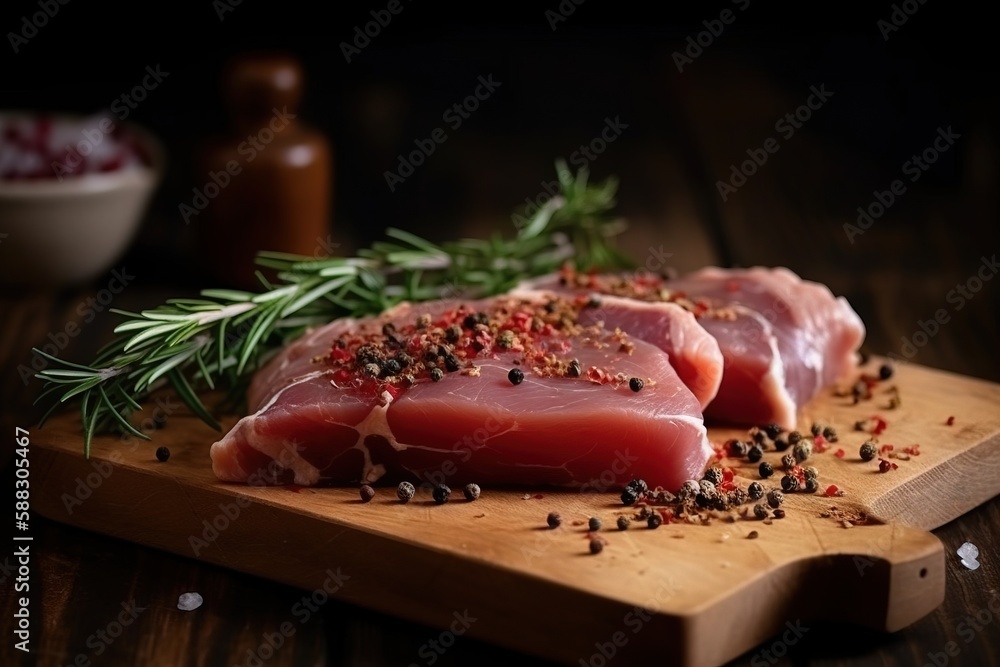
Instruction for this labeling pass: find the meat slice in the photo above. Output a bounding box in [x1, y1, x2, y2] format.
[511, 279, 724, 408]
[211, 296, 713, 490]
[522, 267, 864, 429]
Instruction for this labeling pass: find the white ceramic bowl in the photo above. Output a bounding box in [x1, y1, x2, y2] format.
[0, 115, 163, 287]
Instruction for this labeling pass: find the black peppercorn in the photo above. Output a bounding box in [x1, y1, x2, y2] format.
[804, 466, 819, 480]
[155, 446, 170, 462]
[781, 453, 796, 470]
[568, 360, 582, 377]
[617, 516, 630, 531]
[430, 368, 444, 382]
[445, 325, 462, 343]
[860, 441, 877, 462]
[773, 437, 790, 452]
[766, 489, 784, 508]
[773, 509, 786, 519]
[396, 481, 415, 503]
[788, 431, 803, 445]
[729, 439, 748, 458]
[753, 504, 769, 520]
[810, 423, 822, 437]
[703, 467, 723, 485]
[547, 512, 562, 528]
[360, 485, 375, 503]
[508, 368, 524, 385]
[620, 487, 639, 506]
[804, 478, 820, 493]
[728, 488, 748, 506]
[627, 478, 648, 494]
[629, 377, 644, 392]
[647, 513, 662, 529]
[588, 517, 602, 532]
[750, 428, 766, 444]
[822, 426, 838, 442]
[780, 475, 798, 493]
[759, 462, 774, 479]
[764, 423, 782, 440]
[747, 445, 764, 463]
[432, 484, 451, 504]
[879, 363, 894, 380]
[589, 539, 604, 555]
[463, 483, 481, 501]
[748, 482, 764, 500]
[793, 441, 812, 463]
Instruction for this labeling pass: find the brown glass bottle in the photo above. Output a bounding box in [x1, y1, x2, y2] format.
[197, 54, 332, 288]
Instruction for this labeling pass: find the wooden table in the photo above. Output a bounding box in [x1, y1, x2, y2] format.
[2, 57, 998, 666]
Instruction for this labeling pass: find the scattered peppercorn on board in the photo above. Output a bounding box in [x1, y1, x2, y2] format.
[32, 359, 1000, 666]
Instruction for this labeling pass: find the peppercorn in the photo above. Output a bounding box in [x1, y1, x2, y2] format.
[629, 377, 644, 392]
[729, 439, 749, 458]
[753, 462, 770, 480]
[432, 484, 451, 504]
[727, 488, 747, 506]
[589, 539, 604, 555]
[748, 530, 760, 539]
[396, 481, 415, 503]
[860, 441, 877, 462]
[764, 423, 782, 440]
[155, 446, 170, 462]
[568, 360, 582, 377]
[750, 427, 766, 444]
[647, 513, 662, 529]
[616, 516, 630, 531]
[627, 478, 648, 495]
[695, 493, 712, 508]
[766, 489, 784, 508]
[402, 374, 415, 386]
[773, 437, 790, 452]
[587, 296, 602, 309]
[363, 363, 381, 378]
[359, 485, 375, 503]
[773, 509, 786, 519]
[748, 482, 764, 500]
[804, 478, 820, 493]
[822, 426, 838, 442]
[711, 496, 729, 511]
[747, 445, 764, 463]
[780, 475, 798, 493]
[703, 467, 724, 485]
[428, 368, 444, 382]
[445, 325, 462, 343]
[439, 355, 458, 373]
[508, 368, 524, 385]
[788, 431, 803, 445]
[753, 504, 769, 520]
[585, 516, 601, 532]
[497, 330, 515, 348]
[879, 363, 894, 380]
[793, 441, 812, 463]
[804, 466, 819, 480]
[380, 359, 402, 378]
[677, 480, 701, 503]
[547, 512, 562, 529]
[810, 423, 822, 437]
[699, 480, 717, 497]
[620, 487, 639, 506]
[463, 483, 481, 501]
[781, 453, 796, 470]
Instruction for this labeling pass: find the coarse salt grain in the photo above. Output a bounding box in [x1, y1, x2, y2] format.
[177, 592, 203, 611]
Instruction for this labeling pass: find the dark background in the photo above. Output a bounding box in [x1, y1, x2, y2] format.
[2, 3, 999, 666]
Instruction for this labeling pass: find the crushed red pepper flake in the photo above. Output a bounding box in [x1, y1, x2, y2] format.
[834, 448, 846, 459]
[823, 484, 844, 497]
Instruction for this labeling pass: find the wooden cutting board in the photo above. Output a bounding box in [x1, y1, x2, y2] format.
[31, 359, 1000, 667]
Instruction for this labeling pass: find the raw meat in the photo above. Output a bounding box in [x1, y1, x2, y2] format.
[520, 267, 864, 429]
[211, 296, 713, 490]
[511, 280, 724, 408]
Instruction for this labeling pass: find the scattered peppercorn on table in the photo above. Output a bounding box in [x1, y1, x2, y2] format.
[28, 357, 1000, 666]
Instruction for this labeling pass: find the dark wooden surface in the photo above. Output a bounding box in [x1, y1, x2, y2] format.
[2, 36, 999, 667]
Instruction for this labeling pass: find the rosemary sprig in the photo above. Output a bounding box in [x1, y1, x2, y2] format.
[35, 161, 632, 454]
